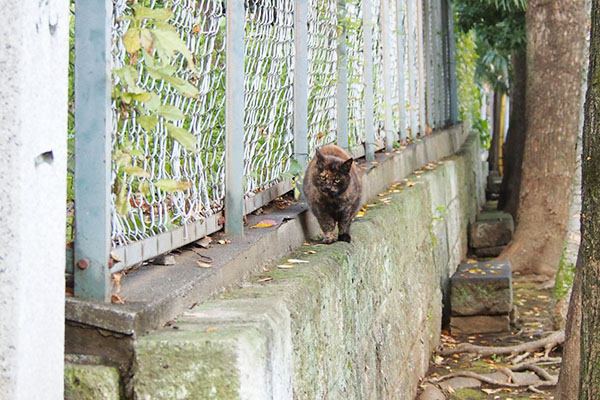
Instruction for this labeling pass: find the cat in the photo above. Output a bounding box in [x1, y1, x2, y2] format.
[303, 144, 362, 244]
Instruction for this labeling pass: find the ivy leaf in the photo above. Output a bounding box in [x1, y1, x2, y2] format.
[166, 123, 197, 152]
[138, 115, 159, 132]
[139, 28, 154, 52]
[154, 179, 192, 192]
[158, 104, 184, 121]
[123, 27, 141, 54]
[122, 165, 151, 178]
[133, 4, 173, 22]
[151, 27, 195, 68]
[115, 178, 130, 216]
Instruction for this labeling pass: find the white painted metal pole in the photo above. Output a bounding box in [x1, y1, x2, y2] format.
[380, 0, 395, 151]
[294, 0, 309, 166]
[225, 0, 245, 235]
[336, 0, 349, 150]
[395, 0, 407, 142]
[363, 0, 376, 161]
[416, 0, 427, 136]
[405, 0, 419, 138]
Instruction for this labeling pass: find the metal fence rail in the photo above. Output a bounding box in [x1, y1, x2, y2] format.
[71, 0, 458, 301]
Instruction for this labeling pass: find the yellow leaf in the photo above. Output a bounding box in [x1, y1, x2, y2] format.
[197, 261, 212, 268]
[250, 219, 278, 229]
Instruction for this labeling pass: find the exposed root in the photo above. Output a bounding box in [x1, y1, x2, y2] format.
[439, 330, 564, 357]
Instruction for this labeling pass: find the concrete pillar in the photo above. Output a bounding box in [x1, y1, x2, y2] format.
[0, 1, 69, 399]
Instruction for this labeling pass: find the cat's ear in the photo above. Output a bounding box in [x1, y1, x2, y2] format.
[315, 149, 326, 167]
[339, 157, 354, 174]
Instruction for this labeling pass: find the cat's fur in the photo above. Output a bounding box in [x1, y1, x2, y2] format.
[303, 144, 362, 243]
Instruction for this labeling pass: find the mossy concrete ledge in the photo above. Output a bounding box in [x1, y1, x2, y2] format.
[132, 133, 484, 400]
[64, 363, 121, 400]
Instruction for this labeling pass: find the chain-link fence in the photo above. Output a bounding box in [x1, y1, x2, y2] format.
[70, 0, 457, 300]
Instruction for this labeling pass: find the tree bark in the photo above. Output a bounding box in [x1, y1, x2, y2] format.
[557, 259, 582, 399]
[578, 1, 600, 395]
[499, 50, 526, 221]
[498, 0, 587, 277]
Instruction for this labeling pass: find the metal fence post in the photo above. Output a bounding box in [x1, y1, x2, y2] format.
[395, 0, 407, 142]
[294, 0, 309, 166]
[416, 0, 427, 135]
[380, 0, 395, 151]
[363, 0, 376, 161]
[73, 0, 112, 301]
[336, 0, 349, 151]
[445, 0, 459, 124]
[225, 0, 245, 235]
[405, 0, 419, 138]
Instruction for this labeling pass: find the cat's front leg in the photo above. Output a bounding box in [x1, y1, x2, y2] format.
[337, 216, 353, 243]
[317, 215, 337, 244]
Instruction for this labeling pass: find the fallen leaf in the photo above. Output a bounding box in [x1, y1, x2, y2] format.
[287, 259, 309, 264]
[111, 294, 125, 304]
[196, 236, 212, 248]
[204, 327, 217, 333]
[356, 210, 366, 218]
[197, 261, 213, 268]
[257, 277, 273, 283]
[217, 239, 231, 245]
[277, 264, 294, 269]
[250, 219, 278, 229]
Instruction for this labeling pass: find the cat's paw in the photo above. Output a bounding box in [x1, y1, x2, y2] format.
[323, 232, 336, 244]
[338, 233, 351, 243]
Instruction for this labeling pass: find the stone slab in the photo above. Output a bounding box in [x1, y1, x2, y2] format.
[450, 314, 511, 334]
[470, 219, 514, 248]
[64, 364, 121, 400]
[438, 376, 481, 391]
[451, 261, 513, 316]
[476, 210, 513, 222]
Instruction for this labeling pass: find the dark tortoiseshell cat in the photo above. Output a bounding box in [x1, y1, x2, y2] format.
[303, 144, 362, 244]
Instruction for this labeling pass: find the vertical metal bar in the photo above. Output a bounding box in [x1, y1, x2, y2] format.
[434, 0, 443, 127]
[73, 0, 112, 301]
[380, 0, 395, 152]
[336, 0, 349, 150]
[416, 0, 427, 135]
[405, 0, 419, 138]
[294, 0, 309, 165]
[396, 0, 407, 142]
[363, 0, 375, 161]
[423, 0, 434, 130]
[446, 0, 459, 124]
[225, 0, 245, 235]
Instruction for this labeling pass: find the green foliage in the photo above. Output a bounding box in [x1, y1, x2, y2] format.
[455, 29, 491, 150]
[112, 3, 200, 215]
[453, 0, 526, 92]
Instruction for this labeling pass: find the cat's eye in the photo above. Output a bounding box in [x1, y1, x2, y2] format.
[319, 176, 326, 181]
[334, 179, 340, 184]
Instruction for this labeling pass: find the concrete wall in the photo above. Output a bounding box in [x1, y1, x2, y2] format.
[0, 1, 69, 399]
[128, 133, 484, 400]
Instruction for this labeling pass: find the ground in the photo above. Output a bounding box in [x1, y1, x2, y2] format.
[419, 271, 560, 399]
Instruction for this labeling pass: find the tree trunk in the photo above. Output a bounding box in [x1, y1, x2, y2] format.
[578, 1, 600, 395]
[498, 50, 526, 221]
[488, 90, 502, 175]
[498, 0, 587, 277]
[557, 259, 582, 399]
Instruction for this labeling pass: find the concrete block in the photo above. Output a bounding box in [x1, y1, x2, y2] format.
[470, 218, 514, 248]
[451, 261, 513, 316]
[450, 315, 511, 334]
[64, 364, 120, 400]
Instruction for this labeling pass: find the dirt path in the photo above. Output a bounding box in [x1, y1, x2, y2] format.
[418, 272, 560, 400]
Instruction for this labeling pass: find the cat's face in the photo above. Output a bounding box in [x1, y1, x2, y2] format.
[315, 152, 354, 197]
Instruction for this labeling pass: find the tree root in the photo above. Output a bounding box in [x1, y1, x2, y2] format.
[439, 330, 564, 357]
[428, 362, 558, 390]
[430, 331, 564, 394]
